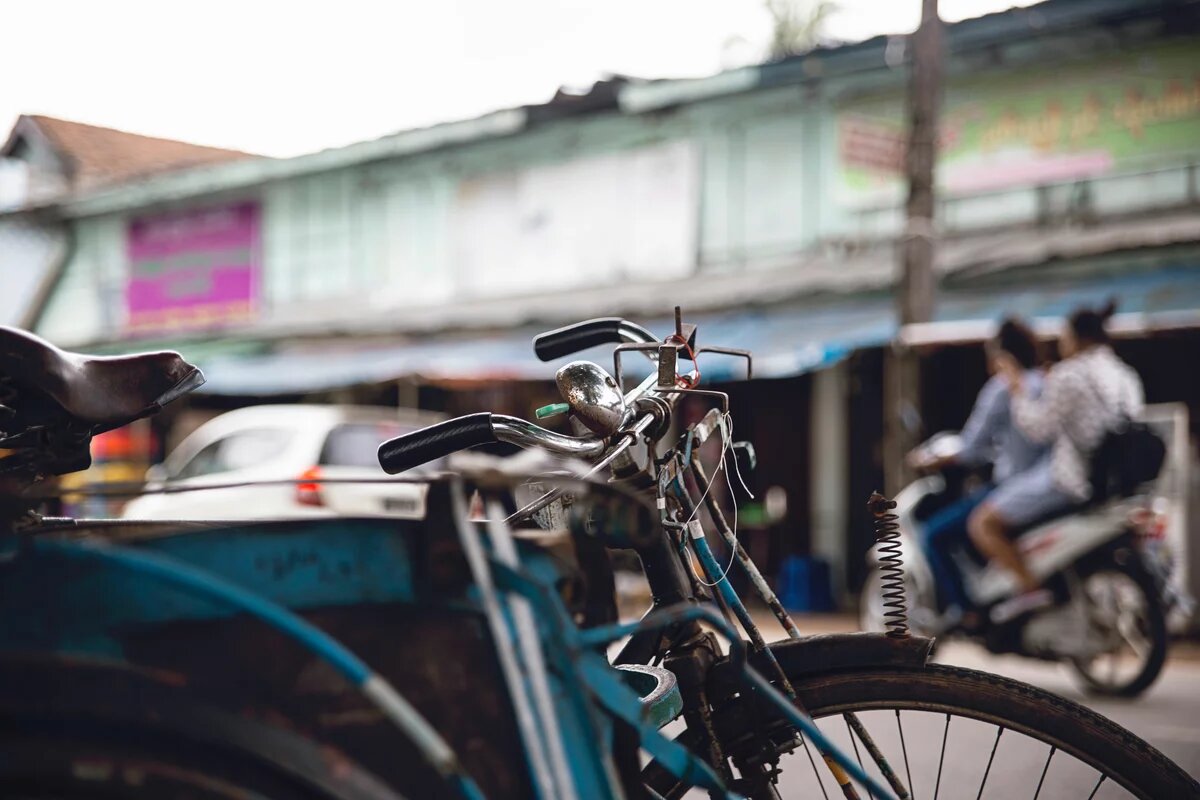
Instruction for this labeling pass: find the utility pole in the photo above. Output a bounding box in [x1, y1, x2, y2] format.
[884, 0, 942, 493]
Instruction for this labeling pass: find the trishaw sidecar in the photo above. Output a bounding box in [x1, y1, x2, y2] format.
[0, 481, 651, 800]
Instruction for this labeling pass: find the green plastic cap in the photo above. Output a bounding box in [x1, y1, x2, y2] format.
[535, 403, 571, 419]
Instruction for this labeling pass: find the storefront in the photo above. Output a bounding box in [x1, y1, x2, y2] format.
[4, 0, 1199, 609]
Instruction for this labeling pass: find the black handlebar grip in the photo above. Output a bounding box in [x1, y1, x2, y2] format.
[533, 318, 626, 362]
[377, 412, 497, 474]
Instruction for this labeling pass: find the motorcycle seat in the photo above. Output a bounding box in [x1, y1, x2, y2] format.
[1007, 502, 1091, 541]
[0, 326, 205, 431]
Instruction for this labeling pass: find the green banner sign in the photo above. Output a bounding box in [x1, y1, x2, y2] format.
[836, 41, 1200, 208]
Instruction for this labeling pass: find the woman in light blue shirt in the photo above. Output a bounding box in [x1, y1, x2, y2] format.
[915, 317, 1046, 629]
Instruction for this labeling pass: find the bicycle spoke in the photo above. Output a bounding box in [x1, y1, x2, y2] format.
[934, 714, 950, 800]
[844, 715, 875, 800]
[1032, 746, 1055, 799]
[976, 726, 1004, 800]
[895, 710, 915, 800]
[1086, 774, 1106, 800]
[801, 732, 831, 800]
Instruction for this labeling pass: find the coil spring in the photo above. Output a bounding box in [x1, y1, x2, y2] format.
[868, 491, 908, 639]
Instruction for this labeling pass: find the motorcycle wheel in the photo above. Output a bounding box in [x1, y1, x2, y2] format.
[1067, 555, 1168, 698]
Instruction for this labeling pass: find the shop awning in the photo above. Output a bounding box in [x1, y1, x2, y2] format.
[194, 333, 547, 395]
[907, 263, 1200, 345]
[191, 261, 1200, 395]
[193, 297, 896, 396]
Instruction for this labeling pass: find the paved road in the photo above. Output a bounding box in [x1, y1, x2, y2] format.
[933, 640, 1200, 780]
[764, 638, 1200, 799]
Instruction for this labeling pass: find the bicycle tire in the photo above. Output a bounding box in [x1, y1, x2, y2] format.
[0, 659, 406, 800]
[0, 725, 402, 800]
[644, 663, 1198, 799]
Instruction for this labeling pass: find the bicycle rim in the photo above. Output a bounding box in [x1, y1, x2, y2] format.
[644, 664, 1197, 799]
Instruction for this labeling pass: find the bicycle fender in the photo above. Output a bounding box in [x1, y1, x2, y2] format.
[708, 632, 935, 698]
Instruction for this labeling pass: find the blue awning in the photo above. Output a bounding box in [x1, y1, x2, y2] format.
[909, 262, 1200, 344]
[193, 262, 1200, 395]
[196, 333, 549, 395]
[194, 297, 895, 395]
[637, 301, 894, 381]
[939, 263, 1200, 322]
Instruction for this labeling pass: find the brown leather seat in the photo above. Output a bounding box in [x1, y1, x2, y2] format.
[0, 326, 205, 428]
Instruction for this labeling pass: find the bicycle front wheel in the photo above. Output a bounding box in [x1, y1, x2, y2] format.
[645, 663, 1198, 799]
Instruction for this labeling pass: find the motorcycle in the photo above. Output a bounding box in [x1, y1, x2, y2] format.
[860, 431, 1179, 697]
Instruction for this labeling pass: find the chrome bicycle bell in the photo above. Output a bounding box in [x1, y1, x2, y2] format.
[554, 360, 630, 437]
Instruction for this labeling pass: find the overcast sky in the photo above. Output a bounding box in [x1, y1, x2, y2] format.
[3, 0, 1037, 157]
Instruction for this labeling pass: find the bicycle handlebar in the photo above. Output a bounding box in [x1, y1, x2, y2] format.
[379, 317, 662, 474]
[378, 412, 607, 474]
[378, 412, 496, 474]
[533, 318, 657, 362]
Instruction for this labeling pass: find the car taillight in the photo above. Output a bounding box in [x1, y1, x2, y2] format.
[296, 466, 324, 507]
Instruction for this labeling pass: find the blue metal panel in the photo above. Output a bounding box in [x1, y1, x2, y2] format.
[143, 520, 419, 608]
[0, 518, 419, 657]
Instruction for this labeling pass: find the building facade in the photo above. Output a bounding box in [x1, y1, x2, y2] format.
[3, 0, 1200, 600]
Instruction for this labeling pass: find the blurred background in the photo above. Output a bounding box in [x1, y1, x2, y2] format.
[1, 0, 1199, 622]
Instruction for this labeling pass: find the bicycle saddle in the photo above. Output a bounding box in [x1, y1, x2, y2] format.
[0, 325, 205, 430]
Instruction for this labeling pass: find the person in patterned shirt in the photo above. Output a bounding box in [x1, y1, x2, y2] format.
[968, 300, 1144, 622]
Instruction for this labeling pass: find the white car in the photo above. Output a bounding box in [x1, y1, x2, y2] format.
[121, 405, 442, 520]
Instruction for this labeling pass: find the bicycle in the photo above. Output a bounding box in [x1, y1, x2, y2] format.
[0, 318, 1196, 799]
[377, 309, 1199, 799]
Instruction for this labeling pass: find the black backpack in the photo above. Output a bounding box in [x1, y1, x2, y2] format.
[1088, 420, 1166, 501]
[1081, 369, 1166, 501]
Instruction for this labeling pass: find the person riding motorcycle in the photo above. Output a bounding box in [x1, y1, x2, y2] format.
[909, 317, 1047, 631]
[970, 300, 1145, 623]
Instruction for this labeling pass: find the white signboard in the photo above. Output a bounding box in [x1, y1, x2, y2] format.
[451, 140, 699, 296]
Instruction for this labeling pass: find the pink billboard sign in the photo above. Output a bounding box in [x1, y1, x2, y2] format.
[126, 201, 260, 333]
